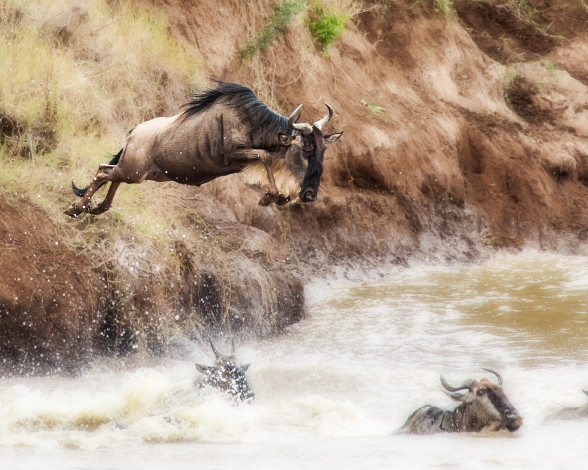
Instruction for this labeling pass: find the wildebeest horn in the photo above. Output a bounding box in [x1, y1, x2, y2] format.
[582, 389, 588, 397]
[440, 375, 474, 392]
[288, 104, 302, 122]
[313, 103, 334, 131]
[208, 337, 221, 359]
[482, 368, 503, 385]
[288, 104, 313, 135]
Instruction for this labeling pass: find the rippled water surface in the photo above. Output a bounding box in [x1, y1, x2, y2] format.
[2, 252, 588, 469]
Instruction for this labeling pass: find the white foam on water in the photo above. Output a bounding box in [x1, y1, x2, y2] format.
[1, 251, 588, 469]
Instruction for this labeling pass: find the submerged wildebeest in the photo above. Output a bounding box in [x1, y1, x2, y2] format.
[545, 389, 588, 421]
[65, 81, 342, 217]
[398, 369, 522, 434]
[195, 338, 254, 403]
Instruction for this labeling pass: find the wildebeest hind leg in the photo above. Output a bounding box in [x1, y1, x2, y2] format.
[89, 182, 121, 215]
[65, 165, 115, 217]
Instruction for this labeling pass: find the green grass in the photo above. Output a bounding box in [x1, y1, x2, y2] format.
[543, 60, 558, 79]
[501, 66, 519, 107]
[509, 0, 541, 19]
[502, 67, 519, 88]
[434, 0, 455, 17]
[240, 0, 306, 60]
[240, 0, 357, 58]
[306, 1, 351, 52]
[360, 99, 387, 114]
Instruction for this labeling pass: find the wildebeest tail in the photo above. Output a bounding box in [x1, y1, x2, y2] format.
[71, 180, 92, 197]
[108, 148, 123, 166]
[71, 149, 122, 197]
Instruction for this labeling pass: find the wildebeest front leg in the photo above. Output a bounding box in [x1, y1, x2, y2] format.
[232, 149, 289, 206]
[257, 152, 289, 206]
[64, 164, 115, 217]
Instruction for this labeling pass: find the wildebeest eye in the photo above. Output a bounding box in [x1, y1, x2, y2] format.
[278, 133, 293, 146]
[477, 388, 488, 396]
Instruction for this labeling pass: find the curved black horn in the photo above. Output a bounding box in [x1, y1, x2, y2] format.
[440, 375, 474, 392]
[482, 368, 503, 385]
[208, 338, 221, 359]
[288, 104, 313, 135]
[314, 103, 334, 131]
[582, 389, 588, 397]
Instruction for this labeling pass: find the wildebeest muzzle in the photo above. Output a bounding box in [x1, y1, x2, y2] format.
[298, 148, 324, 203]
[299, 188, 317, 202]
[505, 410, 523, 431]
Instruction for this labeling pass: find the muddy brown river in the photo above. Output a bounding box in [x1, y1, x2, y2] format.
[1, 251, 587, 469]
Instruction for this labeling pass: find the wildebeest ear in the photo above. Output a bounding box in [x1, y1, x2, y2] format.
[278, 133, 293, 145]
[241, 363, 251, 371]
[196, 364, 212, 373]
[324, 131, 343, 144]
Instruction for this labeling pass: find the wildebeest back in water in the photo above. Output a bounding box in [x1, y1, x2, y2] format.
[195, 338, 254, 403]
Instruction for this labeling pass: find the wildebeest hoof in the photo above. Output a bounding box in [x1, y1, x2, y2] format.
[64, 205, 83, 218]
[89, 204, 108, 216]
[258, 193, 273, 206]
[275, 194, 290, 206]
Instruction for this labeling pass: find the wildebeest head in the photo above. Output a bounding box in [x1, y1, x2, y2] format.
[195, 338, 254, 403]
[281, 103, 343, 203]
[441, 368, 522, 432]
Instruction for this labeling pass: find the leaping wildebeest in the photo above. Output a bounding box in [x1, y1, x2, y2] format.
[65, 81, 342, 217]
[397, 369, 522, 434]
[195, 338, 254, 403]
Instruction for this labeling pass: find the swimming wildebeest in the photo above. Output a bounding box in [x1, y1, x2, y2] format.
[398, 369, 522, 434]
[545, 389, 588, 421]
[195, 338, 254, 403]
[65, 81, 342, 217]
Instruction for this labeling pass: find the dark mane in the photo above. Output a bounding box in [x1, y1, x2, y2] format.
[181, 81, 289, 138]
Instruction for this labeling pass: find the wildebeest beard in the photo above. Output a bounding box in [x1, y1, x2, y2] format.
[299, 150, 324, 202]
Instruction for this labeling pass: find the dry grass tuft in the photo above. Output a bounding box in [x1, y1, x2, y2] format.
[0, 0, 203, 221]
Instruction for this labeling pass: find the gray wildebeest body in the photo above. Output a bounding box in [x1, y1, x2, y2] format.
[65, 81, 342, 217]
[195, 338, 254, 404]
[545, 389, 588, 421]
[398, 369, 522, 434]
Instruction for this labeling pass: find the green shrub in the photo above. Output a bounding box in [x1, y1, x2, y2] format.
[306, 1, 350, 52]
